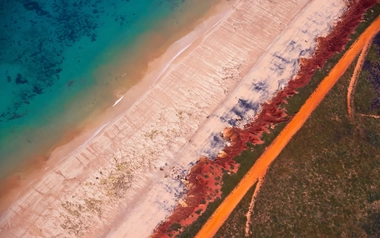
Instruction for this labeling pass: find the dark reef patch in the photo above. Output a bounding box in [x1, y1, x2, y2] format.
[32, 85, 43, 94]
[53, 0, 98, 47]
[0, 0, 186, 125]
[22, 0, 50, 16]
[15, 73, 28, 84]
[0, 0, 101, 122]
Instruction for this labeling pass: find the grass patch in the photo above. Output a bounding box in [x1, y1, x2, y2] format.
[249, 50, 380, 238]
[248, 11, 380, 238]
[178, 142, 273, 238]
[215, 182, 257, 238]
[354, 32, 380, 115]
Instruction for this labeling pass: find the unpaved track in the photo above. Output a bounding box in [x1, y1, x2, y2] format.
[347, 38, 373, 120]
[244, 178, 263, 237]
[195, 16, 380, 238]
[359, 113, 380, 119]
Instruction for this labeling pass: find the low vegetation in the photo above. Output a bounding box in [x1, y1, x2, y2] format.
[178, 3, 380, 238]
[216, 4, 380, 238]
[354, 33, 380, 116]
[215, 183, 257, 237]
[249, 38, 380, 237]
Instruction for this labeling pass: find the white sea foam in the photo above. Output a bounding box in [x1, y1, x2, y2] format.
[149, 11, 228, 88]
[210, 17, 223, 29]
[83, 121, 110, 146]
[151, 42, 193, 87]
[112, 95, 124, 107]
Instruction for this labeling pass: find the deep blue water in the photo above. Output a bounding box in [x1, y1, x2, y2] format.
[0, 0, 211, 177]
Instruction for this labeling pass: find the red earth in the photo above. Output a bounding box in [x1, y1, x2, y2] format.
[150, 1, 379, 237]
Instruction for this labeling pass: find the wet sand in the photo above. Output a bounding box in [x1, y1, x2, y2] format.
[0, 0, 347, 237]
[0, 0, 235, 236]
[0, 0, 231, 209]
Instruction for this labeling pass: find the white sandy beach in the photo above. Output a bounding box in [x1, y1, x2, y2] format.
[0, 0, 347, 237]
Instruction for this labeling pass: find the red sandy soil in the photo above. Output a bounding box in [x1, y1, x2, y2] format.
[150, 1, 380, 237]
[196, 9, 380, 238]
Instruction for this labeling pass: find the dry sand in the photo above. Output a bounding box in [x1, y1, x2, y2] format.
[0, 0, 347, 237]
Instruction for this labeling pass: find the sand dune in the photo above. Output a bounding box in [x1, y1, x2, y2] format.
[0, 0, 346, 237]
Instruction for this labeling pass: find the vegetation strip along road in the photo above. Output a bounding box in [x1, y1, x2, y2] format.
[195, 16, 380, 238]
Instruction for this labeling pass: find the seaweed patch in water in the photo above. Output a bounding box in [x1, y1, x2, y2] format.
[23, 1, 50, 16]
[15, 73, 28, 84]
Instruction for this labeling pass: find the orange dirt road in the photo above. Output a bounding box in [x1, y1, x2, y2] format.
[195, 16, 380, 238]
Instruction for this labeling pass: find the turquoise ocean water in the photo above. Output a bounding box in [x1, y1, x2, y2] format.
[0, 0, 214, 178]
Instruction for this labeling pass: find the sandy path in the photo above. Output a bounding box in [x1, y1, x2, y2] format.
[347, 38, 373, 120]
[244, 178, 263, 237]
[359, 113, 380, 119]
[195, 16, 380, 238]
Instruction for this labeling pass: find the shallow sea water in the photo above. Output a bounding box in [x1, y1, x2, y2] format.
[0, 0, 213, 177]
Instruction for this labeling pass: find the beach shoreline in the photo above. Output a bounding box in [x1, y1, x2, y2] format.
[48, 0, 235, 185]
[0, 0, 348, 237]
[0, 0, 234, 222]
[0, 0, 229, 182]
